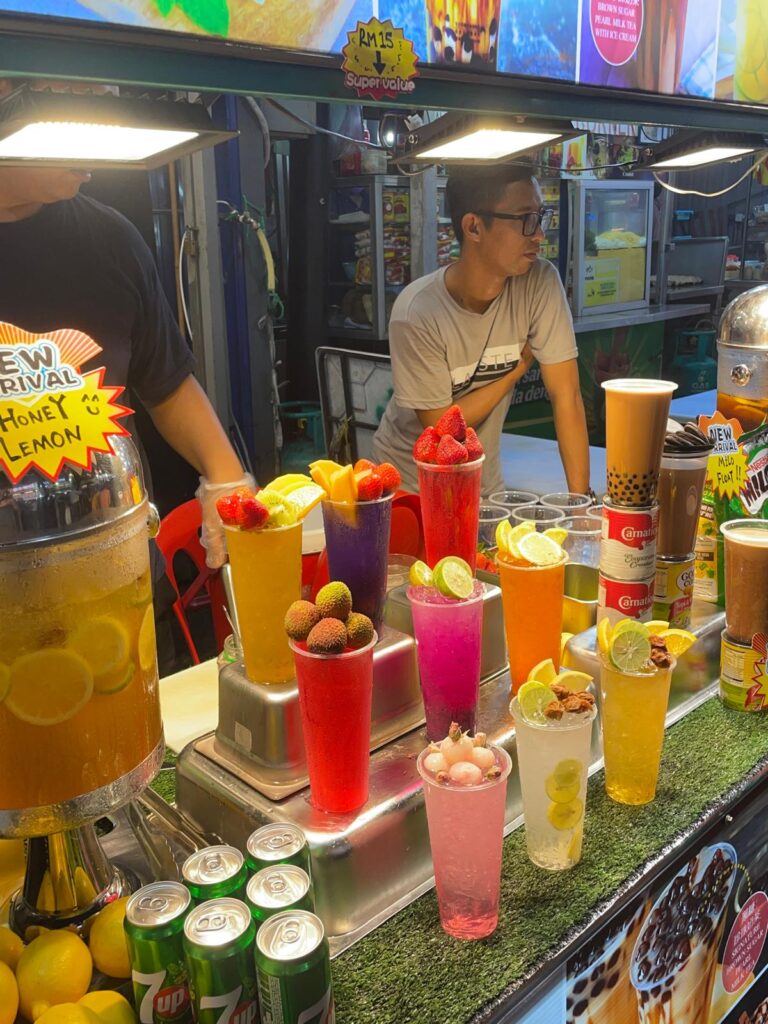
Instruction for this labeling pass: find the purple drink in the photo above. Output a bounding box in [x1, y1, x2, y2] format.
[322, 495, 392, 630]
[408, 582, 485, 739]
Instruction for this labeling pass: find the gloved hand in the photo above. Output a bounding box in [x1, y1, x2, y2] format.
[196, 474, 255, 569]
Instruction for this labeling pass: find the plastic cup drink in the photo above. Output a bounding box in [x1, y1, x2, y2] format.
[408, 581, 485, 739]
[478, 504, 509, 548]
[181, 845, 248, 904]
[224, 522, 302, 684]
[721, 519, 768, 645]
[321, 493, 393, 630]
[182, 899, 258, 1024]
[488, 489, 539, 511]
[417, 457, 484, 571]
[498, 551, 567, 693]
[510, 504, 566, 530]
[599, 654, 676, 805]
[290, 633, 376, 813]
[540, 492, 592, 513]
[510, 696, 595, 870]
[560, 515, 602, 568]
[602, 379, 678, 507]
[418, 739, 512, 940]
[657, 451, 710, 558]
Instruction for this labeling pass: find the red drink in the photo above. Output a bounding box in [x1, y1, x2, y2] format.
[417, 457, 484, 571]
[290, 635, 376, 814]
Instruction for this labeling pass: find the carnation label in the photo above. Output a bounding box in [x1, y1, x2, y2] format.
[597, 572, 655, 627]
[600, 501, 658, 580]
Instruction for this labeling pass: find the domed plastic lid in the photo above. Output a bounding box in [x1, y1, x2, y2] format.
[0, 434, 147, 549]
[718, 284, 768, 350]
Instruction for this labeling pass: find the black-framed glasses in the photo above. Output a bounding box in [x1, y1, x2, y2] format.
[476, 208, 553, 236]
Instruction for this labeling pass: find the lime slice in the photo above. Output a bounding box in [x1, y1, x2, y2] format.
[529, 658, 557, 685]
[597, 618, 613, 655]
[545, 775, 580, 803]
[547, 798, 583, 831]
[553, 669, 593, 689]
[517, 680, 555, 723]
[6, 649, 94, 725]
[517, 531, 564, 567]
[612, 618, 640, 638]
[409, 560, 434, 587]
[138, 606, 157, 673]
[552, 758, 582, 788]
[543, 526, 568, 547]
[433, 556, 474, 599]
[645, 620, 670, 635]
[609, 622, 651, 673]
[658, 628, 696, 657]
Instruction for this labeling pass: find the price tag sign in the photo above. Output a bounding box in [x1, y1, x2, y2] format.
[342, 18, 418, 101]
[0, 322, 132, 484]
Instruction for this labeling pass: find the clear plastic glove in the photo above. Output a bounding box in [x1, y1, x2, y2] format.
[196, 474, 255, 569]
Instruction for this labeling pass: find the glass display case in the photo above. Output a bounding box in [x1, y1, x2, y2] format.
[327, 175, 411, 341]
[570, 179, 654, 317]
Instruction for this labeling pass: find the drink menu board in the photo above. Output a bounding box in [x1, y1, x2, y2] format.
[0, 0, 766, 106]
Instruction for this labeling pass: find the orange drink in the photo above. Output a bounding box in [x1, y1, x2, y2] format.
[0, 511, 162, 813]
[498, 555, 567, 693]
[224, 522, 302, 683]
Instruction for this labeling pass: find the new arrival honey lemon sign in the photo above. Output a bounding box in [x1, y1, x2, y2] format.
[0, 322, 131, 484]
[342, 17, 418, 101]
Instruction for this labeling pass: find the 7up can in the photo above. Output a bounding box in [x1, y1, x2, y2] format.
[255, 911, 334, 1024]
[246, 823, 311, 877]
[124, 881, 193, 1024]
[183, 898, 259, 1024]
[182, 845, 249, 904]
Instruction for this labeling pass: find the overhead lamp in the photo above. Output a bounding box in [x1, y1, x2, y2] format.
[404, 113, 575, 164]
[0, 87, 237, 169]
[644, 130, 764, 170]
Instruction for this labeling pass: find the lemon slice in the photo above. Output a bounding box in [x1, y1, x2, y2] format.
[552, 758, 582, 788]
[609, 622, 651, 673]
[95, 661, 135, 696]
[6, 649, 93, 725]
[543, 526, 568, 546]
[567, 824, 584, 862]
[284, 483, 325, 520]
[547, 798, 583, 831]
[517, 680, 555, 723]
[529, 658, 557, 685]
[408, 560, 434, 587]
[138, 607, 157, 673]
[553, 669, 593, 689]
[658, 628, 697, 657]
[612, 618, 640, 638]
[495, 519, 513, 555]
[496, 519, 535, 557]
[433, 556, 474, 599]
[69, 618, 130, 691]
[0, 663, 9, 703]
[545, 775, 580, 803]
[645, 620, 670, 635]
[597, 618, 613, 656]
[517, 531, 564, 566]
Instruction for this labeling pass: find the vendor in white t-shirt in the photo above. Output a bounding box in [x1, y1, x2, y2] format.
[373, 165, 590, 497]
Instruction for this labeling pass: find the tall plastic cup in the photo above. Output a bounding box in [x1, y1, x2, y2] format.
[599, 655, 676, 805]
[721, 519, 768, 645]
[657, 452, 710, 558]
[290, 635, 376, 814]
[321, 494, 392, 631]
[416, 457, 484, 571]
[225, 523, 302, 684]
[418, 744, 511, 940]
[498, 552, 567, 693]
[408, 582, 485, 739]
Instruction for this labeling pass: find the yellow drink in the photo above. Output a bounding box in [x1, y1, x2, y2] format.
[224, 522, 302, 683]
[599, 656, 676, 805]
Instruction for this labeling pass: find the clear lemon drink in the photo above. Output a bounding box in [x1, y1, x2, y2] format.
[0, 510, 162, 811]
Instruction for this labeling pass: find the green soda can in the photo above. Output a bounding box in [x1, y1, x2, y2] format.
[246, 823, 311, 877]
[255, 911, 334, 1024]
[246, 865, 315, 927]
[124, 881, 193, 1024]
[182, 845, 249, 904]
[183, 897, 259, 1024]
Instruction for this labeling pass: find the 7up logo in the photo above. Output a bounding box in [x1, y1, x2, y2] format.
[133, 970, 191, 1023]
[199, 986, 259, 1024]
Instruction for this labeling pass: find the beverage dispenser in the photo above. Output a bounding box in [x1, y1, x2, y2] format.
[717, 284, 768, 432]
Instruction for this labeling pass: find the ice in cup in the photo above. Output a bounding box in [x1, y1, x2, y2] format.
[602, 379, 678, 507]
[418, 726, 511, 940]
[496, 519, 568, 693]
[631, 844, 736, 1024]
[657, 423, 713, 559]
[511, 673, 596, 870]
[721, 520, 768, 645]
[285, 582, 377, 814]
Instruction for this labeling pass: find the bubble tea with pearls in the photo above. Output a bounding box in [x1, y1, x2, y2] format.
[602, 380, 678, 507]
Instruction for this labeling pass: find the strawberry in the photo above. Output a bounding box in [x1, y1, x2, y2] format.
[436, 434, 469, 465]
[435, 404, 467, 442]
[376, 462, 401, 494]
[413, 426, 440, 464]
[216, 494, 241, 526]
[357, 471, 384, 501]
[354, 458, 377, 474]
[237, 496, 269, 529]
[464, 427, 484, 462]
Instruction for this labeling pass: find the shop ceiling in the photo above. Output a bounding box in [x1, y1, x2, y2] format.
[1, 13, 767, 137]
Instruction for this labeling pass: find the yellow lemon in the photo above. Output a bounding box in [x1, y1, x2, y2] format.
[69, 618, 130, 694]
[36, 1007, 101, 1024]
[644, 620, 670, 635]
[560, 632, 575, 666]
[543, 526, 568, 547]
[0, 925, 24, 970]
[6, 649, 93, 726]
[0, 960, 18, 1024]
[16, 929, 92, 1020]
[138, 607, 157, 674]
[658, 628, 697, 657]
[547, 798, 584, 831]
[517, 531, 564, 567]
[552, 669, 593, 689]
[0, 663, 9, 703]
[528, 658, 557, 685]
[89, 897, 131, 979]
[597, 617, 613, 656]
[79, 991, 137, 1024]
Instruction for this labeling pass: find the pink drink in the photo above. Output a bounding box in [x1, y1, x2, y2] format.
[418, 743, 511, 940]
[408, 582, 485, 739]
[416, 457, 484, 571]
